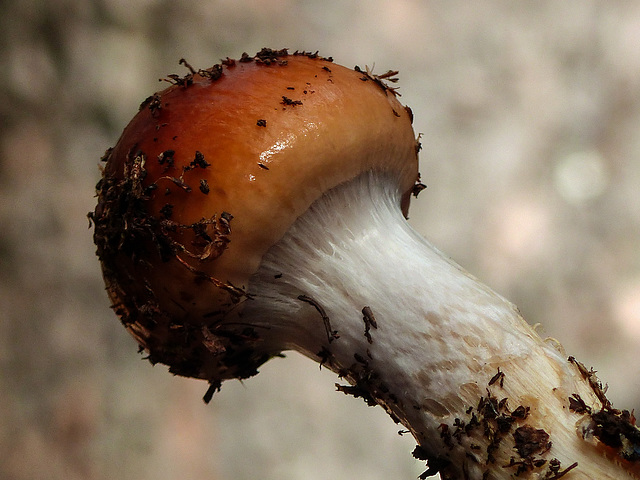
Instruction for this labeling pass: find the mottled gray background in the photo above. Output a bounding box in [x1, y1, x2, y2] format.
[1, 1, 639, 479]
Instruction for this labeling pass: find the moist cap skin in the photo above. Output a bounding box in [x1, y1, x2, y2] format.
[91, 48, 419, 381]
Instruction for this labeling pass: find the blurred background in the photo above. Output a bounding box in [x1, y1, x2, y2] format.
[1, 1, 639, 479]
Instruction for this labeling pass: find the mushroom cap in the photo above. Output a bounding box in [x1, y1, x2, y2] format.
[92, 49, 419, 382]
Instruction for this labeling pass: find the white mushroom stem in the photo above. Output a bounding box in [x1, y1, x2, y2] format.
[242, 173, 639, 479]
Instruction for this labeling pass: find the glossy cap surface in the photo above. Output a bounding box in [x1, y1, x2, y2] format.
[92, 49, 419, 381]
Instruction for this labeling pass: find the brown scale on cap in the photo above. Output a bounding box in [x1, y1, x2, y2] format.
[90, 48, 419, 384]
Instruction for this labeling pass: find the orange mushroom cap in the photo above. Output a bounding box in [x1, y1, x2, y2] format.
[91, 48, 419, 383]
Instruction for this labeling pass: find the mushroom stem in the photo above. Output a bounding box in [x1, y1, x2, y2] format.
[242, 173, 639, 479]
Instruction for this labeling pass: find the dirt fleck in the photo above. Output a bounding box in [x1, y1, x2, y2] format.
[591, 408, 640, 461]
[488, 368, 505, 388]
[189, 151, 210, 169]
[513, 425, 551, 458]
[140, 93, 162, 115]
[297, 294, 338, 343]
[362, 306, 378, 344]
[281, 96, 303, 107]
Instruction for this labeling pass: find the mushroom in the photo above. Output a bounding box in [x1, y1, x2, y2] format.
[90, 48, 640, 479]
